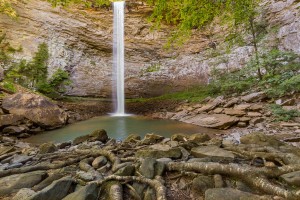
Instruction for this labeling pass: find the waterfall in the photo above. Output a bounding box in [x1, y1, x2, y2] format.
[112, 1, 126, 116]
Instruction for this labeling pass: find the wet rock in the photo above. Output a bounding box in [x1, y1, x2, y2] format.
[115, 165, 135, 176]
[0, 114, 24, 128]
[205, 188, 264, 200]
[62, 183, 99, 200]
[90, 129, 108, 143]
[171, 133, 189, 142]
[73, 129, 108, 145]
[140, 133, 164, 145]
[280, 171, 300, 187]
[191, 175, 214, 197]
[5, 163, 23, 169]
[39, 143, 57, 154]
[136, 144, 182, 159]
[29, 176, 75, 200]
[92, 156, 108, 169]
[10, 154, 33, 164]
[191, 146, 234, 160]
[185, 114, 238, 129]
[76, 171, 94, 182]
[73, 135, 90, 145]
[123, 134, 141, 143]
[12, 188, 36, 200]
[32, 173, 64, 191]
[2, 92, 67, 128]
[144, 187, 156, 200]
[240, 132, 285, 147]
[241, 92, 266, 103]
[0, 171, 47, 196]
[57, 141, 72, 149]
[3, 125, 27, 135]
[188, 133, 211, 143]
[139, 157, 156, 178]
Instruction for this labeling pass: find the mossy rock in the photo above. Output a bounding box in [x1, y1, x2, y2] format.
[240, 132, 285, 147]
[136, 144, 182, 159]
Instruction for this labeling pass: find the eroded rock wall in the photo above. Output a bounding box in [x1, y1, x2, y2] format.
[0, 0, 299, 97]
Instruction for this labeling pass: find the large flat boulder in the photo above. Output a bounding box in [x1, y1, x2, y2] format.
[2, 92, 67, 128]
[29, 176, 75, 200]
[0, 114, 24, 128]
[191, 146, 234, 160]
[136, 144, 182, 159]
[184, 114, 238, 129]
[0, 171, 46, 196]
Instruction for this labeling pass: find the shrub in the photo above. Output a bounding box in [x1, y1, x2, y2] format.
[269, 104, 300, 122]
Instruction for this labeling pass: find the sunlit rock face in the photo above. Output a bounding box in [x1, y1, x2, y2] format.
[0, 0, 299, 97]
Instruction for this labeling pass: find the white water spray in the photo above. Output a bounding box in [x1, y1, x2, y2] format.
[112, 1, 126, 116]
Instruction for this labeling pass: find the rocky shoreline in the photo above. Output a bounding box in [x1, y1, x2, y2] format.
[0, 129, 300, 200]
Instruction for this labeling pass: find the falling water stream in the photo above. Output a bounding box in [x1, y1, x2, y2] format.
[112, 1, 126, 116]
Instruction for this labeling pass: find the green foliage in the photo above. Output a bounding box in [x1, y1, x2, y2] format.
[144, 64, 161, 73]
[269, 104, 300, 122]
[6, 43, 49, 89]
[0, 80, 16, 92]
[0, 0, 17, 18]
[36, 68, 71, 98]
[209, 49, 300, 97]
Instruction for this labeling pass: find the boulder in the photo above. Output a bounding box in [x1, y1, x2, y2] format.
[171, 133, 189, 142]
[280, 171, 300, 187]
[191, 146, 234, 160]
[0, 114, 24, 128]
[0, 171, 47, 196]
[73, 129, 108, 145]
[3, 125, 27, 135]
[223, 108, 246, 116]
[234, 104, 251, 111]
[115, 165, 135, 176]
[62, 183, 99, 200]
[123, 134, 141, 143]
[90, 129, 108, 143]
[29, 176, 75, 200]
[247, 112, 262, 117]
[39, 143, 57, 154]
[10, 154, 33, 164]
[136, 144, 182, 159]
[184, 114, 238, 129]
[140, 133, 164, 145]
[92, 156, 108, 169]
[139, 157, 156, 179]
[241, 92, 266, 103]
[240, 132, 285, 147]
[32, 173, 64, 191]
[224, 97, 239, 108]
[205, 188, 264, 200]
[12, 188, 36, 200]
[191, 176, 214, 197]
[2, 92, 67, 128]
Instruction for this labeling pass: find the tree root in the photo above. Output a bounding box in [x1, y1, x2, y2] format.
[76, 149, 121, 172]
[92, 175, 167, 200]
[167, 162, 300, 199]
[0, 155, 87, 178]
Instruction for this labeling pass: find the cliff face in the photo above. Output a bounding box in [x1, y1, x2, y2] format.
[0, 0, 299, 97]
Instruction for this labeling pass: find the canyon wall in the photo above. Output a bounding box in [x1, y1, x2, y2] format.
[0, 0, 299, 97]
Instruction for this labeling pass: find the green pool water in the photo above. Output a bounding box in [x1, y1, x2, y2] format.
[24, 116, 223, 144]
